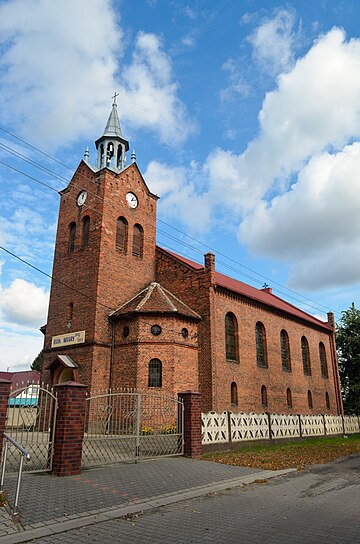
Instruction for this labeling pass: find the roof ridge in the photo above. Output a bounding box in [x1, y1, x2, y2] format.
[156, 284, 178, 312]
[136, 282, 157, 311]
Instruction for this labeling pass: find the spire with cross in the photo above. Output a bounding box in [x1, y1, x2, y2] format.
[95, 94, 129, 171]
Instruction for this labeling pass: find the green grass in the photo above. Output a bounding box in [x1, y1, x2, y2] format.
[203, 434, 360, 470]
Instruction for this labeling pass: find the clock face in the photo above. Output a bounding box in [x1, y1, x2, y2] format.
[77, 190, 87, 207]
[126, 192, 138, 209]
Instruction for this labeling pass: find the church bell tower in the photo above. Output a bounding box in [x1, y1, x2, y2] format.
[42, 96, 159, 391]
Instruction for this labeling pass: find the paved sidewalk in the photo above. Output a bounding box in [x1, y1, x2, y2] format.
[0, 457, 292, 543]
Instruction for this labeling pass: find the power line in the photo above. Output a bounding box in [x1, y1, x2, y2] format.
[0, 127, 340, 318]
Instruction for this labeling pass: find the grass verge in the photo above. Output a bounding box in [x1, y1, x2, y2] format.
[203, 434, 360, 471]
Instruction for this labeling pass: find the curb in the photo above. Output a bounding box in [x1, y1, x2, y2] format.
[0, 468, 295, 543]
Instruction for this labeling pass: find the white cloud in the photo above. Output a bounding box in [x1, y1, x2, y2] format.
[0, 0, 195, 149]
[144, 160, 210, 231]
[118, 32, 196, 145]
[0, 329, 43, 372]
[208, 28, 360, 221]
[240, 143, 360, 290]
[248, 9, 297, 76]
[0, 0, 121, 149]
[0, 279, 49, 327]
[220, 59, 251, 102]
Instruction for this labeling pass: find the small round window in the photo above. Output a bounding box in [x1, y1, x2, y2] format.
[151, 324, 162, 336]
[123, 326, 129, 337]
[181, 328, 189, 339]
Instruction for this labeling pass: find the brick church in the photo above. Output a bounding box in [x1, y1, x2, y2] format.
[42, 99, 343, 415]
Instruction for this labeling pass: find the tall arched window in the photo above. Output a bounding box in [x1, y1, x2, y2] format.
[69, 222, 76, 253]
[116, 217, 128, 253]
[325, 392, 330, 410]
[82, 216, 90, 247]
[132, 224, 144, 257]
[256, 322, 268, 367]
[148, 358, 162, 388]
[261, 385, 268, 407]
[307, 390, 313, 410]
[225, 312, 239, 362]
[286, 388, 292, 409]
[231, 382, 238, 406]
[301, 336, 311, 375]
[280, 330, 291, 372]
[319, 342, 328, 378]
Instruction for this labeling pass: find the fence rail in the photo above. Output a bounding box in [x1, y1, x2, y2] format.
[202, 411, 360, 445]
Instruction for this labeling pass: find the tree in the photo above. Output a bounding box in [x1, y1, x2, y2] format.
[31, 350, 43, 372]
[336, 303, 360, 414]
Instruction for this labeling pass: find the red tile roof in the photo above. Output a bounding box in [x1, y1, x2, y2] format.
[158, 248, 332, 332]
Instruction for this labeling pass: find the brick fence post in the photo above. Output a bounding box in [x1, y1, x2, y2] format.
[0, 379, 11, 460]
[52, 381, 87, 476]
[179, 391, 202, 458]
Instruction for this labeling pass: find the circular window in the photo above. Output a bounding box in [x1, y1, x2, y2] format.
[181, 328, 189, 339]
[151, 324, 162, 336]
[123, 326, 129, 337]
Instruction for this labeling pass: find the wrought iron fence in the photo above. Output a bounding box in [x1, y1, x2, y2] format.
[4, 383, 57, 473]
[82, 389, 184, 467]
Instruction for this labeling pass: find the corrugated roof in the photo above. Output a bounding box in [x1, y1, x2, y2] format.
[158, 248, 332, 332]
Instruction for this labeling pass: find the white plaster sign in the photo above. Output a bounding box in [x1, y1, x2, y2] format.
[51, 330, 85, 348]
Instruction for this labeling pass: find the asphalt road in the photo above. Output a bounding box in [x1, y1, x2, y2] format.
[24, 455, 360, 543]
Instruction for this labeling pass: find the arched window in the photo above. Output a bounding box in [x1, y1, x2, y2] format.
[69, 222, 76, 253]
[325, 392, 330, 410]
[82, 216, 90, 247]
[280, 330, 291, 372]
[132, 224, 144, 257]
[319, 342, 328, 378]
[286, 388, 292, 409]
[225, 313, 239, 362]
[261, 385, 268, 407]
[301, 336, 311, 375]
[148, 358, 162, 388]
[307, 390, 313, 410]
[256, 322, 268, 367]
[116, 217, 128, 253]
[231, 382, 238, 406]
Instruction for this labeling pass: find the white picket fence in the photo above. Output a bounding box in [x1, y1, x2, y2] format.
[202, 411, 360, 445]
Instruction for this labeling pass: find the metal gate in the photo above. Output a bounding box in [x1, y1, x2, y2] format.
[82, 391, 184, 467]
[4, 384, 58, 473]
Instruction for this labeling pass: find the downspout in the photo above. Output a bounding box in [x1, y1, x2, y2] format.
[327, 312, 343, 415]
[109, 318, 116, 390]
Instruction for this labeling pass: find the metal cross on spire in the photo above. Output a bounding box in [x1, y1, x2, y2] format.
[112, 92, 119, 105]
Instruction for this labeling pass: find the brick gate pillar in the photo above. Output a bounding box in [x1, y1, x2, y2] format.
[0, 379, 11, 460]
[52, 381, 87, 476]
[179, 391, 202, 458]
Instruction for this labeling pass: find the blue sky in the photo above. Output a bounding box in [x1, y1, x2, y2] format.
[1, 0, 360, 371]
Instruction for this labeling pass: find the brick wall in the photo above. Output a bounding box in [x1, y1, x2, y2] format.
[43, 161, 158, 390]
[212, 289, 340, 414]
[52, 381, 87, 476]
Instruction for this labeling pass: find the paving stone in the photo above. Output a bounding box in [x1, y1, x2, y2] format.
[18, 455, 360, 544]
